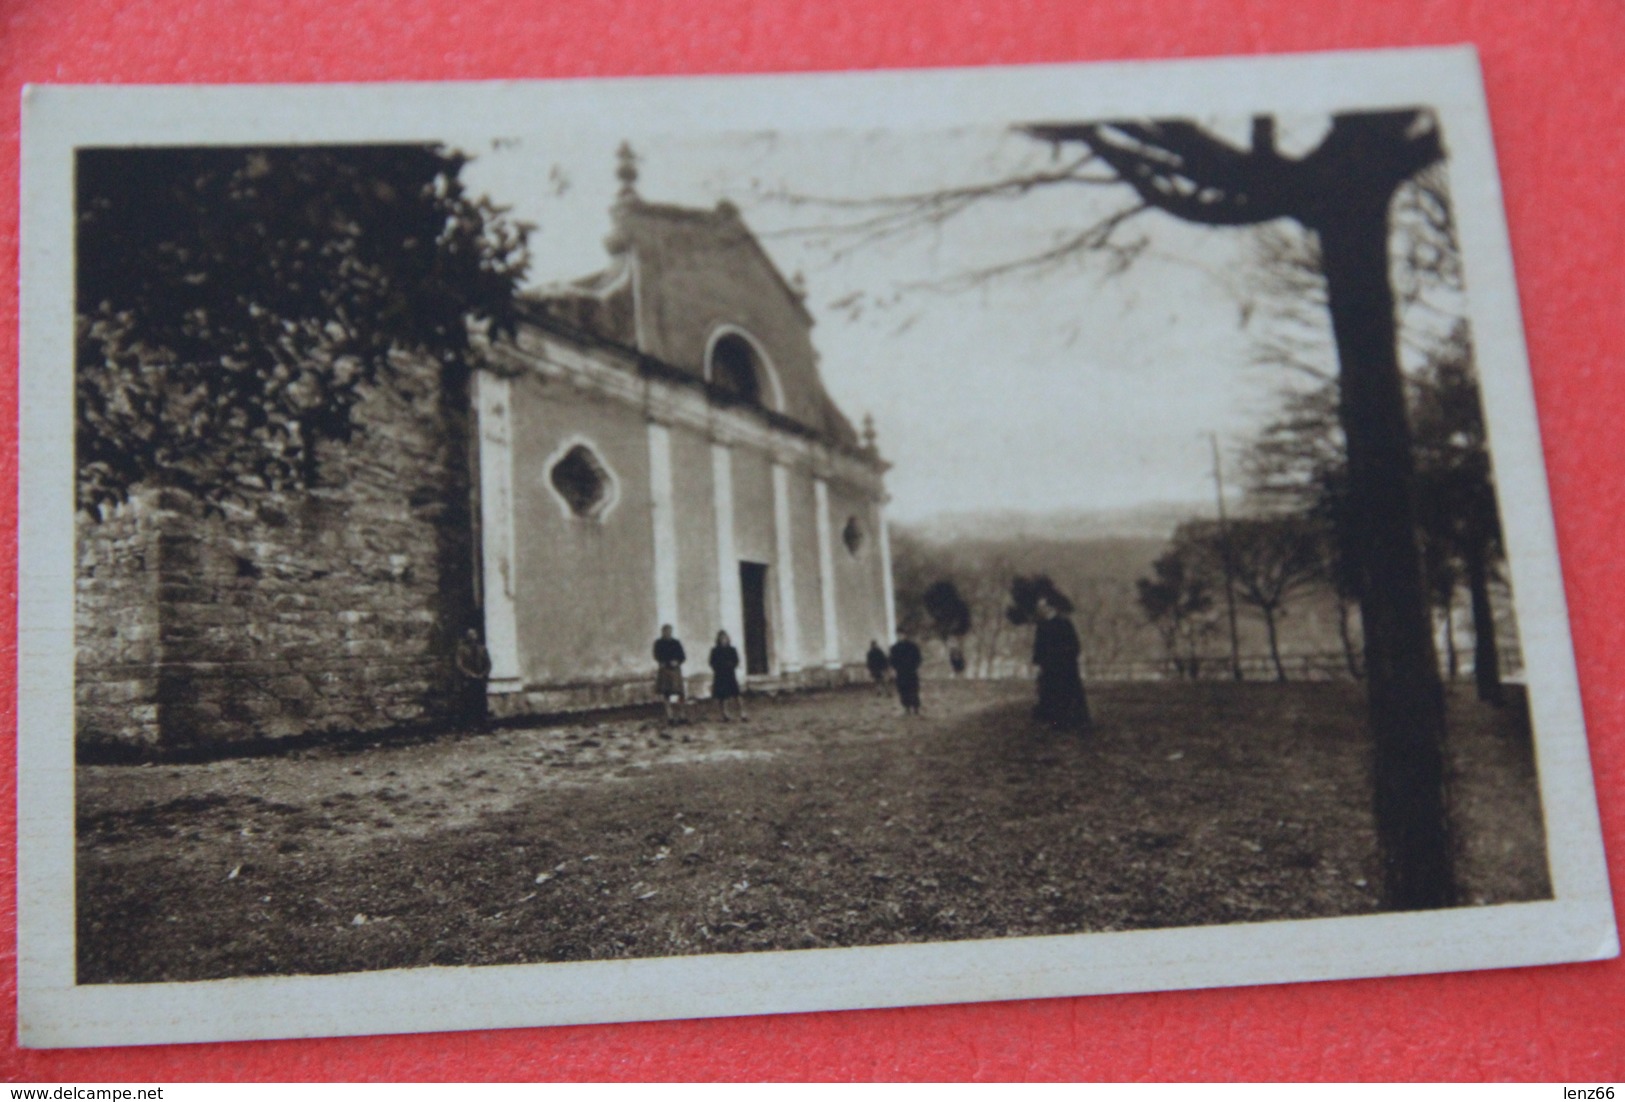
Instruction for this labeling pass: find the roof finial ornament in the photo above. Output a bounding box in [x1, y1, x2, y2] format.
[862, 413, 878, 453]
[615, 140, 640, 199]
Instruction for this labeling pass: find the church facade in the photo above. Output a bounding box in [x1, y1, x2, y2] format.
[73, 151, 895, 751]
[472, 155, 896, 713]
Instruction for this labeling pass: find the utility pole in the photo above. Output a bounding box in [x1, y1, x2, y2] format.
[1210, 433, 1244, 681]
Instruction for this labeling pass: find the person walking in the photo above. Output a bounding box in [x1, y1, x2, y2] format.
[889, 630, 924, 716]
[1031, 596, 1093, 733]
[653, 624, 688, 724]
[866, 639, 891, 697]
[709, 630, 747, 722]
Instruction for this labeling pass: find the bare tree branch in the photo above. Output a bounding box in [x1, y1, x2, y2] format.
[1023, 118, 1302, 226]
[898, 202, 1151, 292]
[759, 153, 1115, 250]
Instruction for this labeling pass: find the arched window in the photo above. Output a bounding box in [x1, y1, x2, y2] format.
[548, 443, 616, 520]
[708, 332, 764, 407]
[842, 516, 865, 557]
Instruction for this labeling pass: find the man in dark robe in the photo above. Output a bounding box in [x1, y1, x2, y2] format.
[1032, 597, 1092, 733]
[888, 631, 923, 716]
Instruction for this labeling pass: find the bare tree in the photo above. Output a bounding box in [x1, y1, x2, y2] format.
[962, 560, 1017, 677]
[1071, 578, 1147, 679]
[1186, 517, 1325, 682]
[1242, 383, 1365, 681]
[1136, 543, 1219, 679]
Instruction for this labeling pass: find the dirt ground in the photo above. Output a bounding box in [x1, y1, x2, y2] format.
[75, 678, 1551, 983]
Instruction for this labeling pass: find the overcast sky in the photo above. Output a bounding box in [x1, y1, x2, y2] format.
[461, 125, 1317, 525]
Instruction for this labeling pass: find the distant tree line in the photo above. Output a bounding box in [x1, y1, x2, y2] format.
[891, 532, 1151, 679]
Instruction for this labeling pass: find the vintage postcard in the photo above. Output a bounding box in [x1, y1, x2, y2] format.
[17, 46, 1616, 1047]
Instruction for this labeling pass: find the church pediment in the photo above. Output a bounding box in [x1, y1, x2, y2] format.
[532, 144, 859, 449]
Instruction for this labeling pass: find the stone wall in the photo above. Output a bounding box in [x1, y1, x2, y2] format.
[74, 353, 479, 751]
[75, 493, 163, 750]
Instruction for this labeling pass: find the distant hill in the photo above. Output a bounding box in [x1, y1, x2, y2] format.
[902, 501, 1215, 545]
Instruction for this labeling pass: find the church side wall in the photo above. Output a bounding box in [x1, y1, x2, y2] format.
[75, 493, 163, 750]
[508, 372, 658, 686]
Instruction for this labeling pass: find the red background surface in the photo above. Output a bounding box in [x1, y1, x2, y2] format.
[1, 0, 1621, 1082]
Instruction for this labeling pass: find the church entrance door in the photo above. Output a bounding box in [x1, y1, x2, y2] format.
[739, 561, 771, 676]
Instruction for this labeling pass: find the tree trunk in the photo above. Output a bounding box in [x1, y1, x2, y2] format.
[1464, 542, 1504, 706]
[1262, 606, 1288, 682]
[1441, 596, 1458, 681]
[1335, 595, 1363, 680]
[1317, 201, 1456, 911]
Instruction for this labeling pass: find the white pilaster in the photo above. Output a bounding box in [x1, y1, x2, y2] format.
[814, 478, 841, 668]
[878, 501, 898, 643]
[711, 443, 745, 657]
[474, 372, 522, 692]
[646, 421, 680, 634]
[771, 461, 803, 673]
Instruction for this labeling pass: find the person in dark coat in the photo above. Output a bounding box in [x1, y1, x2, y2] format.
[948, 641, 967, 678]
[653, 624, 687, 724]
[866, 639, 891, 696]
[888, 630, 924, 716]
[709, 630, 747, 722]
[453, 627, 492, 727]
[1031, 596, 1092, 733]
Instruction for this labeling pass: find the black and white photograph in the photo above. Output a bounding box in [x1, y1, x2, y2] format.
[17, 48, 1616, 1046]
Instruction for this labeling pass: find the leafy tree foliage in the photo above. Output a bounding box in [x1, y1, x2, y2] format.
[889, 527, 949, 641]
[921, 579, 972, 640]
[76, 145, 531, 513]
[1006, 574, 1073, 625]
